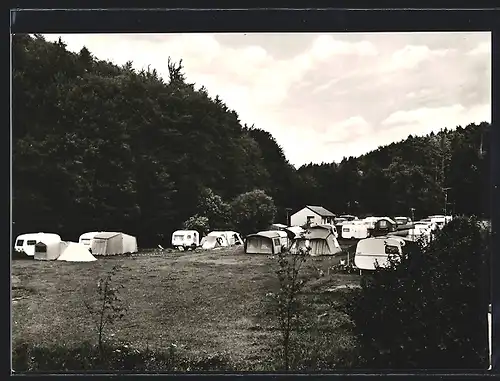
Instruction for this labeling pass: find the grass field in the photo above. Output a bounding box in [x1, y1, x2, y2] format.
[12, 244, 361, 371]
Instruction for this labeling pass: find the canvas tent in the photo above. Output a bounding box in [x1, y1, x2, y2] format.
[211, 231, 243, 246]
[245, 231, 282, 255]
[290, 225, 341, 256]
[91, 232, 138, 256]
[34, 234, 63, 261]
[15, 233, 61, 257]
[58, 242, 97, 262]
[201, 235, 227, 250]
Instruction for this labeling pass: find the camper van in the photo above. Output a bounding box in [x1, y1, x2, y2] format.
[354, 236, 409, 271]
[171, 230, 200, 250]
[14, 233, 61, 257]
[341, 221, 370, 240]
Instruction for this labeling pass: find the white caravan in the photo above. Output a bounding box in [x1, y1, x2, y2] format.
[361, 217, 381, 230]
[171, 230, 200, 250]
[354, 236, 409, 271]
[341, 221, 370, 240]
[14, 233, 61, 257]
[427, 215, 453, 230]
[78, 232, 101, 249]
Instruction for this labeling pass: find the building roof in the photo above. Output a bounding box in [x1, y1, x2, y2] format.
[305, 205, 336, 217]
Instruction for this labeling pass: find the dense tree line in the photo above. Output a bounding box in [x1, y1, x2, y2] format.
[12, 35, 491, 246]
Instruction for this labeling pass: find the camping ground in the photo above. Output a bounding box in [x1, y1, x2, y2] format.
[12, 244, 361, 371]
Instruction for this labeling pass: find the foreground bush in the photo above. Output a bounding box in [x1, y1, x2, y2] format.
[12, 341, 233, 373]
[346, 216, 490, 369]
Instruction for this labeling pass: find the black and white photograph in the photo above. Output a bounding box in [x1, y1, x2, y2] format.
[11, 29, 492, 373]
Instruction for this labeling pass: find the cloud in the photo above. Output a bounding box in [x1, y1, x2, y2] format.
[381, 103, 490, 134]
[324, 116, 373, 144]
[309, 35, 378, 60]
[467, 41, 490, 56]
[388, 45, 453, 70]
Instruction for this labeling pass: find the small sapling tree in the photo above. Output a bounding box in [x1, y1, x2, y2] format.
[273, 231, 311, 371]
[84, 265, 127, 357]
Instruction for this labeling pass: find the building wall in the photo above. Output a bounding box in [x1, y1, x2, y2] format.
[291, 208, 321, 226]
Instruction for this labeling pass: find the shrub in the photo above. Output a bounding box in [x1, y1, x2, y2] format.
[12, 341, 233, 373]
[346, 216, 490, 369]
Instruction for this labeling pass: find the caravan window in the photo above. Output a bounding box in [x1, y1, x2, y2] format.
[385, 245, 399, 255]
[27, 240, 36, 245]
[273, 238, 280, 246]
[379, 220, 388, 228]
[16, 239, 24, 246]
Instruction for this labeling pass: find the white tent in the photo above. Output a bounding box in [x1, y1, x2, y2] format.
[91, 232, 138, 256]
[34, 234, 63, 261]
[58, 242, 97, 262]
[201, 234, 228, 250]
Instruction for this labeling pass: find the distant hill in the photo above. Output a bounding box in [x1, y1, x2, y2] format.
[12, 34, 491, 245]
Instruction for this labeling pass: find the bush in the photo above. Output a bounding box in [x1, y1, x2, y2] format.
[346, 216, 490, 369]
[12, 341, 234, 373]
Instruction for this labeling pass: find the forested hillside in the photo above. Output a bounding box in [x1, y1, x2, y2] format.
[12, 35, 491, 246]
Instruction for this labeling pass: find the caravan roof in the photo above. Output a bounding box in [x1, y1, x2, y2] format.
[94, 232, 120, 239]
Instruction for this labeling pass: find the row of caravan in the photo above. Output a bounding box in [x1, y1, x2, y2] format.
[14, 231, 138, 260]
[352, 215, 452, 271]
[337, 215, 453, 240]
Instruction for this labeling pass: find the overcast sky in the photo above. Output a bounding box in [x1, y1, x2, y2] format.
[43, 32, 491, 168]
